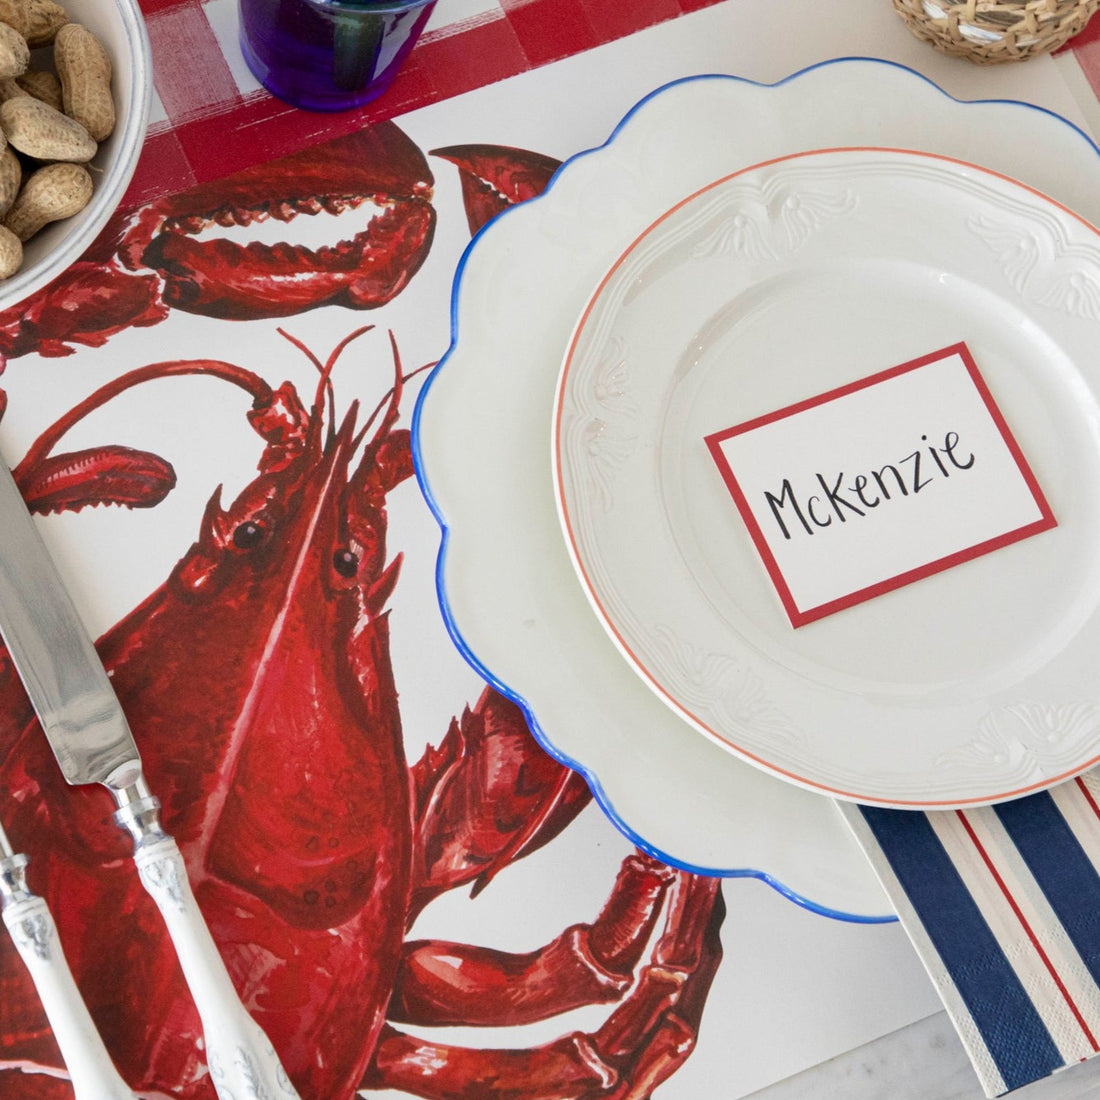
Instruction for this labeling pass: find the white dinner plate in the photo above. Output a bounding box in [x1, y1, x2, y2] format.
[413, 59, 1100, 921]
[554, 146, 1100, 808]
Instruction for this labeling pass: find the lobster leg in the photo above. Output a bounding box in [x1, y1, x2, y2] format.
[390, 853, 676, 1027]
[365, 1027, 617, 1100]
[363, 866, 724, 1100]
[596, 874, 725, 1100]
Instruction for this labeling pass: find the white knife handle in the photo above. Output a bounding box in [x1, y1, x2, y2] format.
[0, 855, 138, 1100]
[114, 794, 301, 1100]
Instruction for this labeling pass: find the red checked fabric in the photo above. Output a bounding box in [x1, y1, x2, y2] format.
[1059, 9, 1100, 97]
[130, 0, 726, 208]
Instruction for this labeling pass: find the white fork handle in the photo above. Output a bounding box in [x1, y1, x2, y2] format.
[2, 892, 137, 1100]
[132, 836, 301, 1100]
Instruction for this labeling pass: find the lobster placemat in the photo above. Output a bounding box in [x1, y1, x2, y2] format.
[0, 0, 1097, 1096]
[0, 6, 949, 1096]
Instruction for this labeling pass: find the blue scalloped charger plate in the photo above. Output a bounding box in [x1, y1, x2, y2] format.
[413, 58, 1100, 922]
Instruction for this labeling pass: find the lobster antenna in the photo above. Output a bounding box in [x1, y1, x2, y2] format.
[275, 326, 334, 442]
[320, 326, 375, 445]
[16, 360, 274, 479]
[353, 335, 436, 452]
[353, 360, 436, 451]
[276, 327, 326, 375]
[378, 330, 404, 446]
[277, 326, 365, 443]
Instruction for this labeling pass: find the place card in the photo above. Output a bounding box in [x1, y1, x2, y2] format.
[703, 343, 1056, 628]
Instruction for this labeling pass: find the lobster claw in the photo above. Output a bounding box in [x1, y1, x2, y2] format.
[410, 688, 591, 915]
[0, 263, 169, 365]
[15, 446, 177, 515]
[134, 123, 437, 321]
[431, 144, 562, 235]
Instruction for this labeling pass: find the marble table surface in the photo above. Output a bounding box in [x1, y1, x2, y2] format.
[751, 1012, 1100, 1098]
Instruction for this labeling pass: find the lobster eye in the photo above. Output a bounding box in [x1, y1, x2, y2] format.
[232, 521, 265, 549]
[333, 549, 359, 578]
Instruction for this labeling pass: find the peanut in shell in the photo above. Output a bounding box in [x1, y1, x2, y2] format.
[55, 23, 113, 141]
[16, 68, 62, 111]
[0, 0, 68, 48]
[0, 222, 21, 277]
[3, 160, 92, 241]
[0, 145, 20, 217]
[0, 20, 29, 81]
[0, 94, 96, 161]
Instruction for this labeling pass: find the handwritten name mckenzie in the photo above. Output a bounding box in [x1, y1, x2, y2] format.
[765, 431, 975, 540]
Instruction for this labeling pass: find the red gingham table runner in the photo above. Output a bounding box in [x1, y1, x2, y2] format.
[130, 0, 726, 207]
[128, 0, 1100, 204]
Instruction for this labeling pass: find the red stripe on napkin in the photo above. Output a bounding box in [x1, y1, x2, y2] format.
[956, 810, 1099, 1052]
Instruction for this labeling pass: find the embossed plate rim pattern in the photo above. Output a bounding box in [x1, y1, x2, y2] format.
[554, 145, 1100, 808]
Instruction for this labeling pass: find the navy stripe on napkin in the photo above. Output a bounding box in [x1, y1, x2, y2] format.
[995, 793, 1100, 988]
[860, 803, 1064, 1091]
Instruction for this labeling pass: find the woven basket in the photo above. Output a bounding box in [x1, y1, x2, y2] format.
[893, 0, 1099, 62]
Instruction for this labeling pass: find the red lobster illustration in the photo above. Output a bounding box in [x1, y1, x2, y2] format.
[0, 120, 437, 363]
[0, 132, 725, 1098]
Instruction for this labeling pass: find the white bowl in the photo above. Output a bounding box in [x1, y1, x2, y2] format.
[0, 0, 152, 309]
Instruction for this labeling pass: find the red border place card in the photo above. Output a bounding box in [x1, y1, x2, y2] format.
[703, 343, 1057, 628]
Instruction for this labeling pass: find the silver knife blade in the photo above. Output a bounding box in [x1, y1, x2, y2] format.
[0, 451, 140, 791]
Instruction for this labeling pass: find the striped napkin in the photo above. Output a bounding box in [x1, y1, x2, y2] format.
[841, 776, 1100, 1096]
